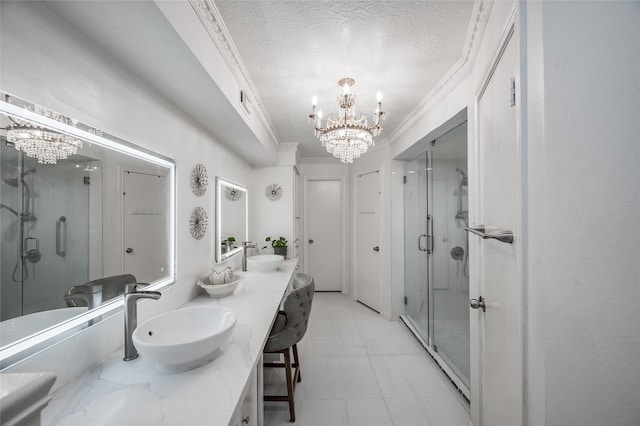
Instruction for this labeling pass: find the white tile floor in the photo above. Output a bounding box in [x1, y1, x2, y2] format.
[263, 293, 471, 426]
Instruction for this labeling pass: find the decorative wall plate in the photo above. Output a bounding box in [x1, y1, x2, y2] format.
[225, 186, 243, 201]
[190, 164, 208, 197]
[265, 183, 283, 201]
[189, 207, 208, 240]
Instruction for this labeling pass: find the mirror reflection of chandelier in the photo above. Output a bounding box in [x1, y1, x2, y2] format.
[308, 77, 385, 163]
[6, 105, 82, 165]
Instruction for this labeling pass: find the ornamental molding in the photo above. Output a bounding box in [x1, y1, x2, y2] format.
[189, 0, 281, 145]
[388, 0, 493, 142]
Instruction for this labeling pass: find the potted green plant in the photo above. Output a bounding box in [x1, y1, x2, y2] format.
[227, 237, 236, 249]
[265, 236, 287, 257]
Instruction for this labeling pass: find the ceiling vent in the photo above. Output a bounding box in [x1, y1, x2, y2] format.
[239, 90, 251, 116]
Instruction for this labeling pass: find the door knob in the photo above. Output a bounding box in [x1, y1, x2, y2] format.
[373, 246, 380, 252]
[126, 248, 134, 254]
[470, 296, 486, 312]
[308, 239, 314, 244]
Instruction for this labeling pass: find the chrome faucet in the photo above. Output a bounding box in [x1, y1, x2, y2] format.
[242, 241, 256, 271]
[123, 283, 161, 361]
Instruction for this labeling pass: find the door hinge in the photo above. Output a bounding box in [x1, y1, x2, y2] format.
[403, 176, 407, 184]
[509, 77, 516, 107]
[404, 296, 408, 306]
[83, 176, 90, 185]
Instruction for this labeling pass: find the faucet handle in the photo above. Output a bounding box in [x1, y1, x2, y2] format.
[124, 283, 150, 294]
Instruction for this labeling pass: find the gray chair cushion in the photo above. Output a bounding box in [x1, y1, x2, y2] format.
[264, 273, 315, 353]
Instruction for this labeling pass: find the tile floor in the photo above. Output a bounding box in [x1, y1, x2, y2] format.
[263, 293, 472, 426]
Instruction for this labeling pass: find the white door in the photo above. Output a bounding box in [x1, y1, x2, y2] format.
[355, 171, 381, 312]
[123, 170, 167, 283]
[474, 25, 522, 425]
[306, 179, 342, 291]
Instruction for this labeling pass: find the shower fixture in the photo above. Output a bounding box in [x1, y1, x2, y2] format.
[2, 169, 38, 283]
[455, 168, 468, 186]
[455, 168, 469, 279]
[2, 169, 36, 221]
[0, 203, 19, 216]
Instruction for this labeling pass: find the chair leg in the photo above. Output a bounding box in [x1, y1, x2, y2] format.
[292, 343, 301, 383]
[283, 347, 295, 422]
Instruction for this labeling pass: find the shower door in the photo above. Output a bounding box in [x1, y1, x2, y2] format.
[1, 143, 93, 320]
[403, 122, 470, 392]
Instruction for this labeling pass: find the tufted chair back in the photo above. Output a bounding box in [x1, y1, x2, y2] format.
[264, 272, 315, 353]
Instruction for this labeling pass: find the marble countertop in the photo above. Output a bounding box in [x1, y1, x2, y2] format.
[41, 261, 297, 426]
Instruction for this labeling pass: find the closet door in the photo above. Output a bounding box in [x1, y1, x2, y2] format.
[305, 179, 343, 291]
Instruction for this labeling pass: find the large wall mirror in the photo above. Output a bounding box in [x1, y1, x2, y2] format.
[215, 177, 248, 263]
[0, 92, 175, 367]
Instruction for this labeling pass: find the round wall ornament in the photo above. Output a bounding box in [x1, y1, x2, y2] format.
[189, 207, 208, 240]
[225, 186, 243, 201]
[265, 183, 283, 201]
[190, 164, 208, 197]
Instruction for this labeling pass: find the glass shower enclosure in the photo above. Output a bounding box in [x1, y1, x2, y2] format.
[402, 122, 470, 396]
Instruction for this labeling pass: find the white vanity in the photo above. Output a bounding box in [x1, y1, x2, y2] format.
[40, 260, 297, 426]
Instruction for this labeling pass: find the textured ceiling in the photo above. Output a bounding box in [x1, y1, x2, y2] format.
[214, 1, 475, 158]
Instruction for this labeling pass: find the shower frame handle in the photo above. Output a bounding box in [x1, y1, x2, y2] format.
[56, 216, 67, 257]
[418, 234, 428, 252]
[426, 214, 433, 254]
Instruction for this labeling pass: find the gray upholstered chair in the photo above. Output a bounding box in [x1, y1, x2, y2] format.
[263, 272, 315, 422]
[64, 274, 137, 309]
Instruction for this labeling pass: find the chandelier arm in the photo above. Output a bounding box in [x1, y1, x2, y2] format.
[366, 112, 385, 131]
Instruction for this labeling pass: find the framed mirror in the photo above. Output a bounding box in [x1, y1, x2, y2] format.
[215, 177, 248, 263]
[0, 92, 175, 367]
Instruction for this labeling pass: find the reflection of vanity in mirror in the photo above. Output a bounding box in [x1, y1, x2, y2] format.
[215, 177, 248, 263]
[0, 92, 175, 366]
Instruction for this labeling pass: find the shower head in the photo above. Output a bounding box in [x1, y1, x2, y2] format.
[2, 178, 18, 187]
[455, 168, 468, 186]
[0, 204, 19, 216]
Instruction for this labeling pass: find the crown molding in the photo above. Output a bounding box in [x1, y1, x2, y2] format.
[189, 0, 281, 145]
[388, 0, 493, 142]
[278, 142, 299, 152]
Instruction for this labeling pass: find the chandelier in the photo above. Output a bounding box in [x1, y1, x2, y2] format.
[6, 106, 82, 165]
[308, 77, 385, 163]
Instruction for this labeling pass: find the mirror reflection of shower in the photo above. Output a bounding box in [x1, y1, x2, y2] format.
[2, 161, 38, 284]
[454, 168, 469, 278]
[1, 135, 97, 319]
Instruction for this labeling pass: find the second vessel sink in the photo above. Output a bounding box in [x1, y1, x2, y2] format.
[133, 306, 236, 372]
[247, 254, 284, 271]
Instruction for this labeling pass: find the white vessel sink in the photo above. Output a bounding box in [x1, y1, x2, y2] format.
[133, 306, 236, 372]
[197, 273, 244, 298]
[247, 254, 284, 271]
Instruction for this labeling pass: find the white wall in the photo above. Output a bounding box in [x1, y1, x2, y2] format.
[534, 2, 640, 425]
[0, 1, 254, 388]
[250, 166, 294, 255]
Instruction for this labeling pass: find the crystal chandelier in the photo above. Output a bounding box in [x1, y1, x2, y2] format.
[6, 106, 82, 165]
[308, 78, 385, 163]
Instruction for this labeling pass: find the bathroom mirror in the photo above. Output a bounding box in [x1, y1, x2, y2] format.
[0, 92, 175, 366]
[215, 177, 248, 263]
